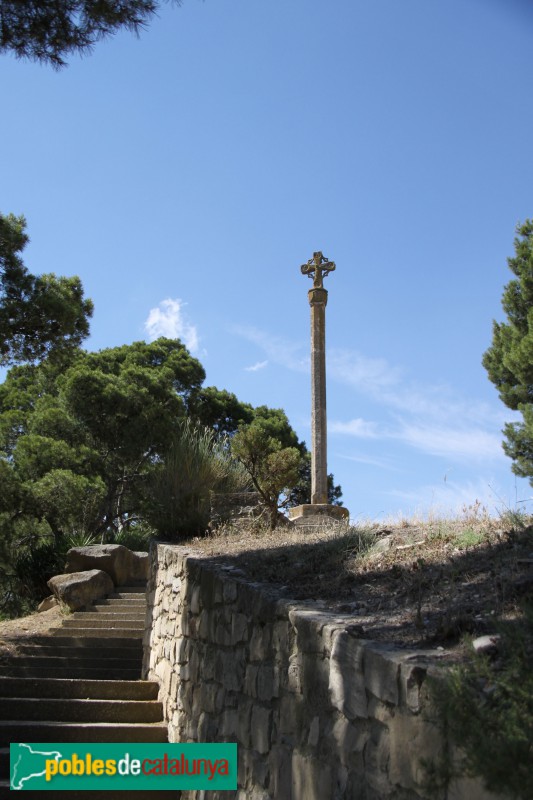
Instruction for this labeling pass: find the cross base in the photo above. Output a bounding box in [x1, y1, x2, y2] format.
[288, 504, 349, 528]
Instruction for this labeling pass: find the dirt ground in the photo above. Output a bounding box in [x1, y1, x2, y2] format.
[0, 605, 64, 657]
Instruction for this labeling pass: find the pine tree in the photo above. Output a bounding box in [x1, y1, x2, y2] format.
[0, 1, 173, 68]
[483, 220, 533, 480]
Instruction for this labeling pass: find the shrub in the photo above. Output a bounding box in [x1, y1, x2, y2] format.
[143, 420, 249, 539]
[429, 605, 533, 798]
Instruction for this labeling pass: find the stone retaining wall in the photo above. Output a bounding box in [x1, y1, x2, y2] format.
[143, 543, 499, 800]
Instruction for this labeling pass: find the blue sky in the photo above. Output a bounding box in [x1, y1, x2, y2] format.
[2, 0, 533, 521]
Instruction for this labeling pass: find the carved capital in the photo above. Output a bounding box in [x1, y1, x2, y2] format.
[308, 287, 328, 306]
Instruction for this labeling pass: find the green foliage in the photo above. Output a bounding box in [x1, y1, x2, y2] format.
[483, 220, 533, 482]
[0, 337, 205, 540]
[112, 524, 155, 551]
[144, 419, 249, 539]
[231, 419, 303, 529]
[288, 452, 343, 507]
[453, 528, 485, 549]
[430, 607, 533, 798]
[0, 0, 170, 68]
[188, 387, 254, 435]
[0, 213, 93, 365]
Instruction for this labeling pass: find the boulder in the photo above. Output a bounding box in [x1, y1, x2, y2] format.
[37, 595, 58, 613]
[472, 634, 501, 656]
[65, 544, 143, 586]
[48, 569, 114, 611]
[131, 551, 150, 581]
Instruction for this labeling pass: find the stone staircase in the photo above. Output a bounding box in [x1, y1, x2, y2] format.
[0, 583, 172, 798]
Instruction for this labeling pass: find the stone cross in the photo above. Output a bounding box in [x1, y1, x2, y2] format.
[300, 251, 335, 505]
[301, 251, 336, 289]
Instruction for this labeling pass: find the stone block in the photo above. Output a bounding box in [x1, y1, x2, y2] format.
[131, 551, 149, 581]
[330, 716, 368, 767]
[251, 705, 272, 754]
[268, 745, 292, 800]
[287, 653, 302, 695]
[364, 645, 400, 705]
[200, 647, 217, 681]
[231, 612, 249, 644]
[64, 544, 141, 586]
[244, 664, 258, 697]
[200, 568, 217, 610]
[216, 648, 246, 692]
[249, 624, 272, 661]
[329, 632, 367, 720]
[37, 595, 57, 612]
[364, 724, 391, 796]
[237, 697, 253, 747]
[301, 652, 330, 696]
[388, 710, 443, 793]
[400, 662, 427, 714]
[307, 715, 320, 748]
[257, 665, 280, 701]
[223, 579, 238, 603]
[272, 620, 292, 662]
[291, 752, 333, 800]
[189, 583, 201, 615]
[197, 711, 218, 742]
[220, 709, 238, 739]
[48, 569, 114, 611]
[288, 607, 329, 654]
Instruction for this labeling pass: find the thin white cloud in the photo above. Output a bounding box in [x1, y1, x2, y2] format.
[386, 478, 521, 518]
[144, 298, 200, 355]
[329, 348, 402, 392]
[395, 422, 505, 462]
[329, 418, 379, 438]
[338, 452, 401, 471]
[231, 323, 513, 466]
[232, 325, 308, 372]
[245, 360, 268, 372]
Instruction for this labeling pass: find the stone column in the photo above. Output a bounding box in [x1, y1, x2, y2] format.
[289, 251, 349, 527]
[309, 286, 328, 504]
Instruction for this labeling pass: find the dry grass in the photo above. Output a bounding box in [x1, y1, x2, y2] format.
[183, 503, 533, 653]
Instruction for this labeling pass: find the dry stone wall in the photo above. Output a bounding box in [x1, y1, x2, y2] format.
[143, 543, 500, 800]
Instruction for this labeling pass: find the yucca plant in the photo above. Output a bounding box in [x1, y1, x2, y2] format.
[143, 419, 249, 539]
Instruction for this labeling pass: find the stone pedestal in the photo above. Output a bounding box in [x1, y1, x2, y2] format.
[288, 504, 349, 527]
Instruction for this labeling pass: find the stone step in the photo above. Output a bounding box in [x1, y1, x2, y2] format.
[90, 602, 146, 611]
[12, 643, 142, 659]
[0, 720, 168, 744]
[30, 634, 142, 648]
[0, 666, 141, 680]
[68, 612, 146, 622]
[0, 697, 163, 723]
[0, 779, 179, 799]
[116, 581, 147, 594]
[0, 656, 141, 670]
[52, 627, 143, 638]
[61, 619, 144, 629]
[91, 595, 146, 611]
[0, 677, 158, 700]
[111, 585, 147, 595]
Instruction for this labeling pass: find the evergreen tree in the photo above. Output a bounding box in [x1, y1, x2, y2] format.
[0, 213, 93, 365]
[0, 1, 175, 68]
[483, 220, 533, 481]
